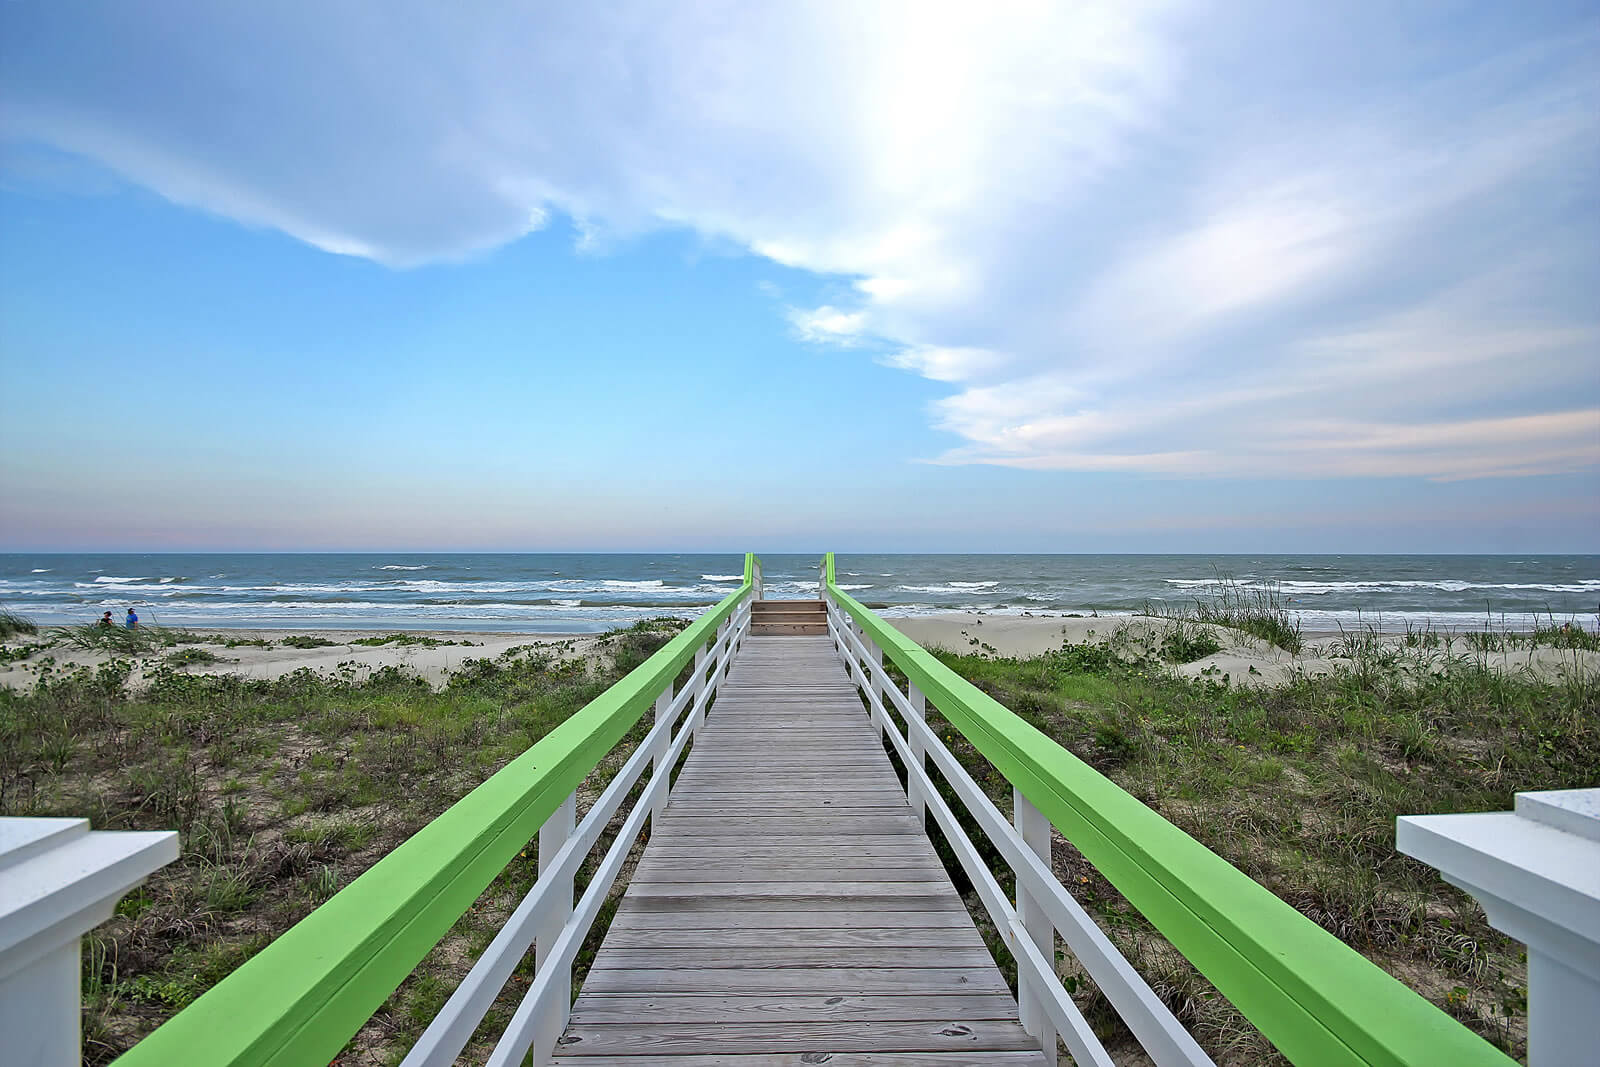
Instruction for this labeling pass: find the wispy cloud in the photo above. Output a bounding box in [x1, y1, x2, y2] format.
[3, 2, 1595, 482]
[787, 305, 870, 346]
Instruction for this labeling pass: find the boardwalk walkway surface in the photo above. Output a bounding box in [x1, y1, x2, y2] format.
[551, 635, 1049, 1065]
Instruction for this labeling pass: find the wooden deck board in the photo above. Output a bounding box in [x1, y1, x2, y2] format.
[552, 635, 1045, 1066]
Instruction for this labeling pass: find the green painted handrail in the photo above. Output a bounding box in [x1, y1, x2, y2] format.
[115, 557, 759, 1067]
[823, 553, 1512, 1067]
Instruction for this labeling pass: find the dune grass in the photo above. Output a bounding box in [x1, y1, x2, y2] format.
[349, 633, 478, 648]
[278, 635, 337, 649]
[902, 634, 1596, 1063]
[1146, 577, 1304, 653]
[0, 608, 38, 640]
[0, 619, 688, 1065]
[53, 623, 226, 655]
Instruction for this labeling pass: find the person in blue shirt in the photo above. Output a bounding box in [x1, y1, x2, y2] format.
[125, 608, 138, 629]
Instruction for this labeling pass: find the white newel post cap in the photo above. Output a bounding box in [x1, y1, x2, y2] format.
[0, 818, 179, 1067]
[1397, 789, 1600, 1067]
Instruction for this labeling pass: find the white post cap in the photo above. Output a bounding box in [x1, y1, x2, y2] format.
[0, 817, 179, 1067]
[1398, 789, 1600, 1067]
[0, 817, 180, 980]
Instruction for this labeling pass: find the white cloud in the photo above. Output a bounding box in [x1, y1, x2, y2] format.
[881, 347, 1009, 383]
[2, 2, 1596, 481]
[787, 305, 870, 346]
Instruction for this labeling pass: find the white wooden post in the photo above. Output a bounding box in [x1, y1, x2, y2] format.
[1014, 790, 1058, 1060]
[1398, 788, 1600, 1067]
[531, 792, 577, 1063]
[652, 684, 675, 822]
[692, 641, 709, 736]
[869, 640, 887, 740]
[844, 619, 862, 687]
[907, 685, 928, 828]
[0, 818, 178, 1067]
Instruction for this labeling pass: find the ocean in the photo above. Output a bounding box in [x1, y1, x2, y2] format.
[2, 553, 1596, 634]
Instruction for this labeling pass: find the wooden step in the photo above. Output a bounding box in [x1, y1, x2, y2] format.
[750, 600, 827, 636]
[752, 599, 825, 613]
[750, 622, 830, 636]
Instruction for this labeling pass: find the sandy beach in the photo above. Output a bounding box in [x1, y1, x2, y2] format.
[4, 613, 1595, 692]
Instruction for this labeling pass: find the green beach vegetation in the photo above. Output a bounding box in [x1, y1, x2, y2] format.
[349, 633, 479, 648]
[278, 635, 338, 649]
[57, 623, 221, 655]
[0, 607, 39, 641]
[1144, 576, 1304, 653]
[1, 611, 1594, 1063]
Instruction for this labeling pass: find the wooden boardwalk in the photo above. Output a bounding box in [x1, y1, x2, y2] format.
[551, 635, 1048, 1066]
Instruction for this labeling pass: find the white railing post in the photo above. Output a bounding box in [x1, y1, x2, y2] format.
[1015, 789, 1058, 1059]
[532, 792, 577, 1063]
[692, 640, 710, 736]
[869, 640, 887, 740]
[0, 818, 178, 1067]
[652, 683, 675, 822]
[907, 685, 928, 828]
[754, 560, 763, 600]
[1398, 788, 1600, 1067]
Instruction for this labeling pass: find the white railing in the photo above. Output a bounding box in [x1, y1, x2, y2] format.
[823, 594, 1214, 1067]
[402, 592, 755, 1067]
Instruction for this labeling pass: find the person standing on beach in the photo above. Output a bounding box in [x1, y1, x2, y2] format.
[98, 611, 113, 627]
[125, 607, 138, 629]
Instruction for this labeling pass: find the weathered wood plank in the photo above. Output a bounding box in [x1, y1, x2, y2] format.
[552, 1054, 1050, 1066]
[607, 909, 979, 931]
[598, 927, 986, 949]
[639, 835, 926, 848]
[633, 863, 943, 879]
[567, 992, 1021, 1024]
[588, 947, 999, 969]
[632, 864, 945, 882]
[578, 967, 1011, 996]
[651, 817, 922, 835]
[554, 1020, 1041, 1055]
[636, 842, 935, 857]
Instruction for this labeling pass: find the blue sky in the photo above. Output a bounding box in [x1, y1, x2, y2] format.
[1, 2, 1596, 553]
